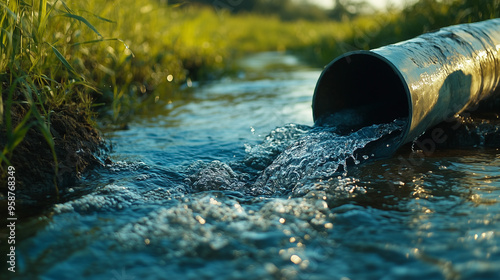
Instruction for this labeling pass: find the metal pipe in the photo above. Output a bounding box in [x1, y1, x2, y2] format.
[312, 18, 500, 154]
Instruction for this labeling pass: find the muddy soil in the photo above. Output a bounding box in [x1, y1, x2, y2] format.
[0, 102, 107, 208]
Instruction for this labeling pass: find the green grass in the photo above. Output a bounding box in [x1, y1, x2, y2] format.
[1, 0, 498, 190]
[0, 0, 118, 192]
[1, 0, 91, 175]
[58, 0, 392, 120]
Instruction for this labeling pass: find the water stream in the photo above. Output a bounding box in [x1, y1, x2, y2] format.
[4, 52, 500, 279]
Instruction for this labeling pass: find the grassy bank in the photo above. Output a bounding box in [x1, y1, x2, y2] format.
[1, 0, 498, 201]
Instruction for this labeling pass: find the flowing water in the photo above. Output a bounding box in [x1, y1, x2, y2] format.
[4, 52, 500, 279]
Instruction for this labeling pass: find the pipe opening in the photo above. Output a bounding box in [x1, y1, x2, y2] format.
[313, 52, 410, 131]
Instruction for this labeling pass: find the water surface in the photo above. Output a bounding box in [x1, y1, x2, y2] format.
[7, 52, 500, 280]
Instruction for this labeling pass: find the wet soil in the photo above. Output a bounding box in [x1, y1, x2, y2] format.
[0, 102, 107, 207]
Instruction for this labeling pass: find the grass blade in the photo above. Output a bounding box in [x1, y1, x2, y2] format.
[62, 13, 102, 38]
[38, 0, 48, 34]
[10, 110, 34, 150]
[50, 44, 78, 76]
[70, 38, 118, 46]
[57, 0, 74, 14]
[0, 3, 18, 21]
[81, 10, 116, 23]
[0, 151, 12, 166]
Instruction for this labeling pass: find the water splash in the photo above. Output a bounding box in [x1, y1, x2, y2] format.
[243, 123, 312, 171]
[253, 118, 406, 194]
[185, 115, 406, 195]
[185, 160, 249, 193]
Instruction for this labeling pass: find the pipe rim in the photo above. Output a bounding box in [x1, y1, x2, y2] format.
[312, 50, 412, 149]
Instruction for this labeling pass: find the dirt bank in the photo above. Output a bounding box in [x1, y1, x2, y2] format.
[0, 102, 107, 206]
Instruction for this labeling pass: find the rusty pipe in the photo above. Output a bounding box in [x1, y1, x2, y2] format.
[312, 18, 500, 153]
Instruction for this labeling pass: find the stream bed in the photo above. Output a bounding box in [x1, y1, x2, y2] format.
[6, 52, 500, 279]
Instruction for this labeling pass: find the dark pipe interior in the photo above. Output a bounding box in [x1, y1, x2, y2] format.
[313, 53, 410, 128]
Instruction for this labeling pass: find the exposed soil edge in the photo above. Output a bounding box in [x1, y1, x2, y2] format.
[0, 102, 108, 207]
